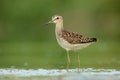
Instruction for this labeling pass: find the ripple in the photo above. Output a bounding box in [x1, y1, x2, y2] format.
[0, 68, 120, 80]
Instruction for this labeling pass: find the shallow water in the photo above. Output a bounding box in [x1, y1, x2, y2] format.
[0, 68, 120, 80]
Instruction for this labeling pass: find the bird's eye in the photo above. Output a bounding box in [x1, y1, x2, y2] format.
[56, 17, 59, 19]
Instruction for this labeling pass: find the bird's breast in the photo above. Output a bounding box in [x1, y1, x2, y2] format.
[55, 32, 91, 51]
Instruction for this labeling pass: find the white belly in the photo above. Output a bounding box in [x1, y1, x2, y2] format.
[56, 37, 91, 51]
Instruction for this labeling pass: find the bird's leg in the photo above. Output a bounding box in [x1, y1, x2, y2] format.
[66, 50, 70, 72]
[76, 51, 80, 72]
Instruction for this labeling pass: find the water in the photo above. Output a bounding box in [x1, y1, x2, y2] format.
[0, 68, 120, 80]
[0, 41, 120, 80]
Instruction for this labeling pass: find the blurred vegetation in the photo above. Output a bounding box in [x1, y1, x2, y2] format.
[0, 0, 120, 69]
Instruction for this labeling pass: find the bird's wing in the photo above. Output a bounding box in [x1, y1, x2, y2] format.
[61, 30, 96, 44]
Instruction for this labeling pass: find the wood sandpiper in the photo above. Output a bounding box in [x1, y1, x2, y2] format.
[46, 15, 97, 72]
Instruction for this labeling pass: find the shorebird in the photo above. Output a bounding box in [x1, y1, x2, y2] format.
[46, 15, 97, 71]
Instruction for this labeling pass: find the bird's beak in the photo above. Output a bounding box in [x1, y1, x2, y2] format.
[45, 20, 53, 25]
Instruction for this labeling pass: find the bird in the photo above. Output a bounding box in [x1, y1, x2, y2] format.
[46, 15, 97, 72]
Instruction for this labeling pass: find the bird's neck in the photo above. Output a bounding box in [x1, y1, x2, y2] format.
[55, 22, 64, 35]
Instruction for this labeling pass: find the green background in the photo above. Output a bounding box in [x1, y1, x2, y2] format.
[0, 0, 120, 69]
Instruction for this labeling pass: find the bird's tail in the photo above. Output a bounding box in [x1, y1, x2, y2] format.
[90, 38, 97, 42]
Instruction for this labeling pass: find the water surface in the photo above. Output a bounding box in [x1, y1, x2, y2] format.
[0, 68, 120, 80]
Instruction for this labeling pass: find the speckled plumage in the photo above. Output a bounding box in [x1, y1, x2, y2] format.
[61, 30, 97, 44]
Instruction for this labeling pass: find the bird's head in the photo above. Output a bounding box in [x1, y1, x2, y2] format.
[47, 15, 63, 24]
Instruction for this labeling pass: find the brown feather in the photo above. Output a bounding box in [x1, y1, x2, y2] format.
[60, 30, 97, 44]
